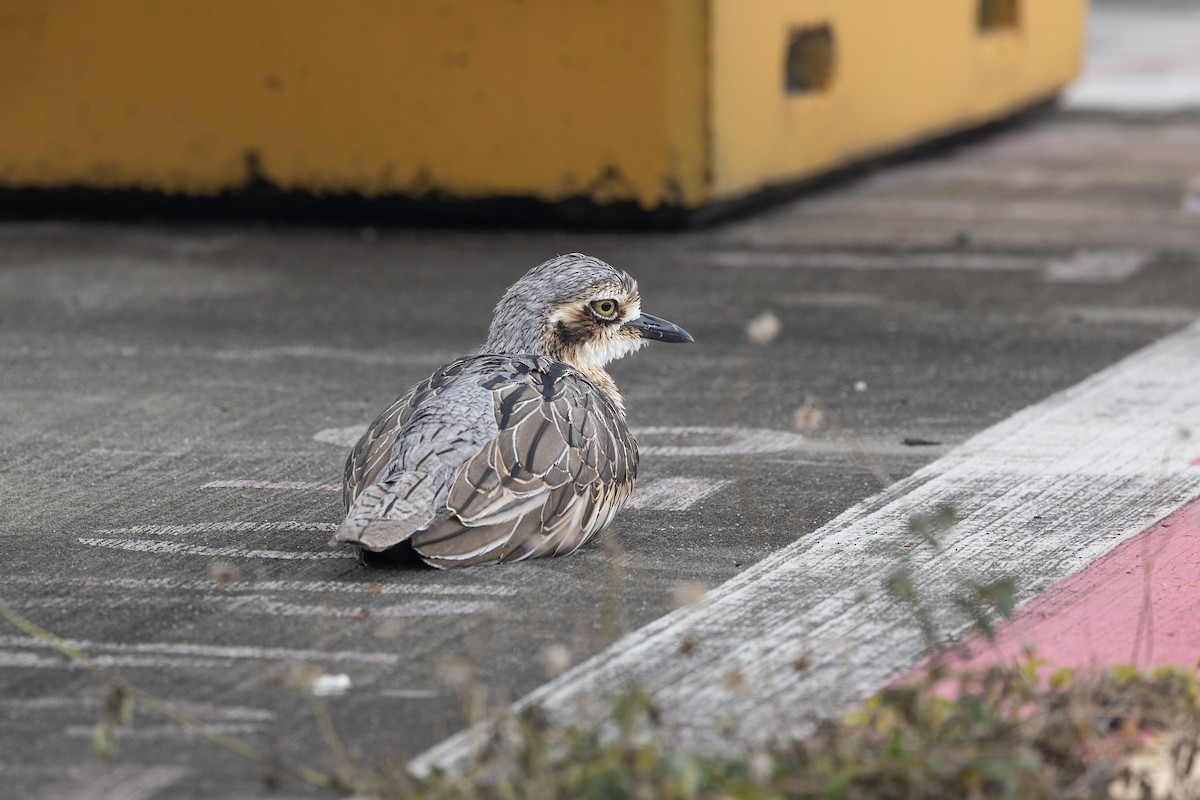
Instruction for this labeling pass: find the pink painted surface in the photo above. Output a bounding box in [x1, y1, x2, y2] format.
[945, 497, 1200, 673]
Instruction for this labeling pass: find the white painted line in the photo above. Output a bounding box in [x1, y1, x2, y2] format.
[92, 521, 337, 535]
[159, 703, 275, 722]
[63, 723, 266, 739]
[380, 688, 440, 699]
[76, 538, 349, 560]
[205, 474, 733, 511]
[315, 426, 367, 447]
[6, 594, 496, 618]
[1042, 250, 1148, 284]
[1, 574, 519, 597]
[0, 696, 275, 721]
[0, 634, 408, 666]
[210, 344, 456, 366]
[0, 651, 340, 671]
[636, 427, 806, 457]
[626, 478, 733, 511]
[0, 695, 87, 709]
[710, 248, 1156, 284]
[203, 480, 340, 492]
[0, 651, 230, 670]
[414, 320, 1200, 774]
[703, 250, 1043, 271]
[318, 424, 807, 458]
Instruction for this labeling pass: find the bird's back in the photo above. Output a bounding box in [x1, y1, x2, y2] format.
[336, 354, 638, 568]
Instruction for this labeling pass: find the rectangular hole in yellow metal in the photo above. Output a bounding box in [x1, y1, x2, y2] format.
[785, 25, 836, 95]
[978, 0, 1020, 32]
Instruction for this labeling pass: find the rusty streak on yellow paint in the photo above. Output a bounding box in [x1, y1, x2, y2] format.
[0, 0, 1084, 211]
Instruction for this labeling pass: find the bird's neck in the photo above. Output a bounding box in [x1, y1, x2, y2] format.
[576, 366, 625, 415]
[482, 320, 628, 415]
[544, 337, 627, 416]
[482, 324, 543, 357]
[477, 343, 626, 417]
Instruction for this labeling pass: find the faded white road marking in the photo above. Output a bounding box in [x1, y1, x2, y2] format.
[93, 521, 336, 535]
[414, 320, 1200, 774]
[0, 652, 229, 669]
[0, 634, 407, 666]
[0, 696, 275, 720]
[63, 723, 265, 739]
[626, 478, 733, 511]
[380, 688, 440, 699]
[203, 480, 340, 492]
[1042, 250, 1148, 284]
[76, 538, 348, 560]
[317, 424, 807, 458]
[7, 594, 495, 618]
[163, 703, 275, 721]
[636, 427, 806, 457]
[704, 250, 1043, 271]
[2, 575, 518, 597]
[315, 425, 368, 447]
[785, 291, 891, 308]
[708, 248, 1152, 285]
[210, 344, 455, 366]
[204, 474, 732, 512]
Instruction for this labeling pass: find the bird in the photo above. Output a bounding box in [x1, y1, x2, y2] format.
[334, 253, 693, 568]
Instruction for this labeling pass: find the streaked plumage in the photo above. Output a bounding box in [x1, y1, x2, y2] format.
[335, 253, 692, 568]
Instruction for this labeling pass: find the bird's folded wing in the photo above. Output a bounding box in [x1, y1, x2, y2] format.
[332, 472, 439, 551]
[412, 366, 636, 564]
[341, 357, 477, 511]
[337, 355, 636, 564]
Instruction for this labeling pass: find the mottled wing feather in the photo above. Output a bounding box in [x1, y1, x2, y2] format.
[336, 472, 438, 551]
[338, 354, 637, 568]
[337, 357, 500, 551]
[411, 360, 637, 567]
[342, 357, 476, 511]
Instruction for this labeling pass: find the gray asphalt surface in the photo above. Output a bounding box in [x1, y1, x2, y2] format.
[2, 111, 1200, 798]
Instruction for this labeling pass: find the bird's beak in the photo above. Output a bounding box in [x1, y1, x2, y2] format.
[624, 313, 694, 344]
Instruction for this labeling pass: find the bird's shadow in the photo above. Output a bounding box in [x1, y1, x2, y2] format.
[356, 543, 436, 570]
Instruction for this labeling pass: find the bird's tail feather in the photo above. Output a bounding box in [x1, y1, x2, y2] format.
[332, 472, 437, 552]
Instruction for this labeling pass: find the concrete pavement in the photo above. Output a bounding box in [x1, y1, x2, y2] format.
[5, 1, 1200, 787]
[2, 107, 1199, 797]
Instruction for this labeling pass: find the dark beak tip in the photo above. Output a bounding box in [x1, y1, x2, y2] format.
[627, 312, 693, 344]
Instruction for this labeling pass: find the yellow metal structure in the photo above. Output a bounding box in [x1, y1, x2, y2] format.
[709, 0, 1086, 201]
[0, 0, 1085, 216]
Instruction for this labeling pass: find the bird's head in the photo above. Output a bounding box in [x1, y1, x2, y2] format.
[483, 254, 693, 377]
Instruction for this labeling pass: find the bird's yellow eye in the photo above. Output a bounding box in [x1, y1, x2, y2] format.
[590, 299, 618, 319]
